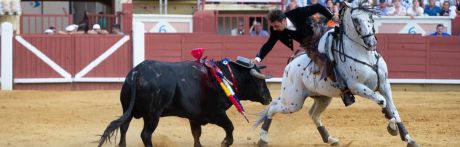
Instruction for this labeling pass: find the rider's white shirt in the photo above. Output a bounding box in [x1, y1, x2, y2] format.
[286, 18, 296, 31]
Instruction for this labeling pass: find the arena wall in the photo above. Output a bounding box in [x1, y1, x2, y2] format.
[1, 27, 460, 90]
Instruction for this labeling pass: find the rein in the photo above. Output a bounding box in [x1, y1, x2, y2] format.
[330, 4, 381, 91]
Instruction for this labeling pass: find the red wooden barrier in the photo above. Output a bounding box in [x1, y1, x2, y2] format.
[145, 33, 292, 76]
[8, 33, 459, 90]
[13, 34, 130, 90]
[452, 16, 460, 36]
[20, 14, 73, 34]
[146, 33, 460, 79]
[13, 35, 73, 78]
[73, 35, 131, 77]
[0, 36, 2, 77]
[426, 36, 460, 79]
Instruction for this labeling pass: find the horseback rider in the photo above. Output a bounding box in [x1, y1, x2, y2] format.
[252, 4, 356, 106]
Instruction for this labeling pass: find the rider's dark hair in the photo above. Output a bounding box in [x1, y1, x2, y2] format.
[267, 10, 286, 23]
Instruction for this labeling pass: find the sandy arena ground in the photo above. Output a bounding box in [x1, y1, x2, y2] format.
[0, 89, 459, 147]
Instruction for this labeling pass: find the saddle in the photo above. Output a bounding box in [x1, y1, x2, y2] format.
[299, 24, 356, 107]
[306, 22, 337, 82]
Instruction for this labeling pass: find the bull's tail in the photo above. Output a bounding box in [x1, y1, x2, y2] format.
[98, 71, 138, 147]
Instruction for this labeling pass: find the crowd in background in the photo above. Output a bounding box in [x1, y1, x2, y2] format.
[43, 11, 124, 35]
[233, 0, 458, 37]
[287, 0, 458, 18]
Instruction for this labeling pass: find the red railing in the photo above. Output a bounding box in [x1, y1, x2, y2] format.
[88, 13, 121, 32]
[216, 13, 269, 36]
[20, 14, 73, 34]
[200, 0, 285, 11]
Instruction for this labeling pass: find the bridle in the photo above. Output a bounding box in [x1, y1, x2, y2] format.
[339, 3, 377, 51]
[330, 2, 382, 91]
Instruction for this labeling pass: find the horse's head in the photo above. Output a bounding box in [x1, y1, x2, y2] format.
[341, 0, 378, 51]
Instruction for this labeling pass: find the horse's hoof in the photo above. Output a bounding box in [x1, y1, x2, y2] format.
[331, 141, 340, 146]
[407, 141, 419, 147]
[328, 137, 340, 146]
[387, 123, 398, 136]
[258, 139, 268, 147]
[221, 139, 232, 147]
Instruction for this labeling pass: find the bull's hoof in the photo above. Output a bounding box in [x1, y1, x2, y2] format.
[407, 141, 419, 147]
[387, 123, 398, 136]
[194, 143, 204, 147]
[258, 139, 268, 147]
[118, 142, 126, 147]
[221, 139, 232, 147]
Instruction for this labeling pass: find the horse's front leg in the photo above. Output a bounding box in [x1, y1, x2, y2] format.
[348, 83, 386, 108]
[379, 80, 419, 147]
[309, 96, 339, 146]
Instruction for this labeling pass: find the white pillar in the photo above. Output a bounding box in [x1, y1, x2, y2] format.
[1, 22, 14, 90]
[132, 22, 145, 67]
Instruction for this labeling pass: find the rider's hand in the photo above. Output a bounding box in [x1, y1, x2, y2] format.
[332, 15, 339, 22]
[251, 57, 261, 64]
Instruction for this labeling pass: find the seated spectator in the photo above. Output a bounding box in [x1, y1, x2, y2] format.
[44, 26, 56, 34]
[424, 0, 442, 16]
[326, 0, 339, 16]
[406, 0, 424, 17]
[457, 0, 460, 14]
[377, 0, 392, 16]
[400, 0, 412, 10]
[57, 24, 85, 35]
[389, 0, 407, 16]
[286, 0, 298, 11]
[112, 24, 125, 35]
[231, 21, 245, 36]
[250, 21, 269, 37]
[326, 0, 339, 28]
[87, 24, 109, 35]
[430, 24, 451, 36]
[440, 1, 457, 19]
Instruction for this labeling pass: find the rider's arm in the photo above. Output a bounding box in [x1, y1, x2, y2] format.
[302, 3, 334, 20]
[256, 27, 279, 62]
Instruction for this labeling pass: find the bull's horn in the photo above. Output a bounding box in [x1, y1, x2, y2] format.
[257, 65, 267, 69]
[250, 69, 267, 79]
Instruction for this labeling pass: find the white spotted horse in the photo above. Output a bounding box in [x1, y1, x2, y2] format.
[254, 1, 419, 147]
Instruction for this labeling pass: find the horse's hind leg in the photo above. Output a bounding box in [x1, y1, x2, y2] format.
[309, 96, 339, 146]
[379, 80, 419, 147]
[255, 96, 306, 147]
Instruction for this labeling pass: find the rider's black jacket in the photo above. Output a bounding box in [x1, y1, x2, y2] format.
[256, 4, 333, 61]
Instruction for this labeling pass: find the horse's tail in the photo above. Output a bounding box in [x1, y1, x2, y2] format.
[98, 71, 138, 147]
[253, 106, 270, 129]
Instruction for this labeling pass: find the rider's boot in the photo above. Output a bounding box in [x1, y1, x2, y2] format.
[340, 88, 355, 107]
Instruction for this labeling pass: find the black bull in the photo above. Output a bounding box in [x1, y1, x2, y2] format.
[98, 60, 272, 147]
